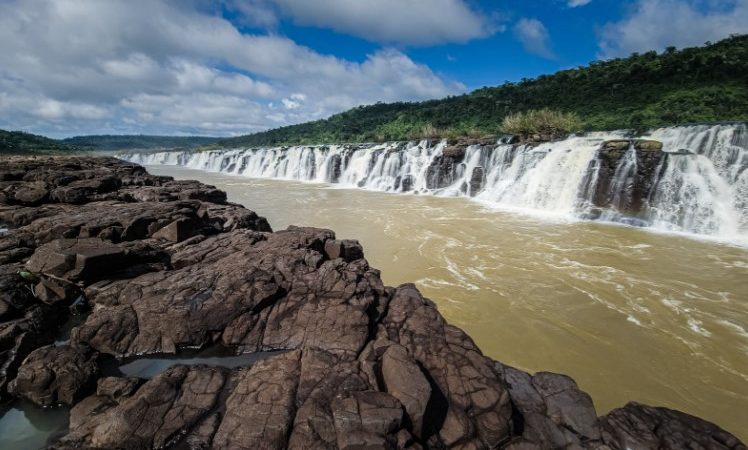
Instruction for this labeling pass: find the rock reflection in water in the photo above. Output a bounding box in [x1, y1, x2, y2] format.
[0, 401, 69, 450]
[0, 348, 281, 450]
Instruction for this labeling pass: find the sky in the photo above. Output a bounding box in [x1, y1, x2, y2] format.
[0, 0, 746, 138]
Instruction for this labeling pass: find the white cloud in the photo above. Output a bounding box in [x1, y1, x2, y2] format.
[226, 0, 279, 28]
[281, 93, 305, 110]
[598, 0, 748, 58]
[513, 18, 556, 59]
[0, 0, 464, 137]
[568, 0, 592, 6]
[266, 0, 497, 46]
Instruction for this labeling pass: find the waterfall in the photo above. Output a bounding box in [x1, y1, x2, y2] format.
[598, 143, 639, 223]
[120, 124, 748, 245]
[646, 124, 747, 241]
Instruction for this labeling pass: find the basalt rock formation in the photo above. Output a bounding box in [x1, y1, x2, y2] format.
[0, 155, 744, 449]
[587, 140, 666, 217]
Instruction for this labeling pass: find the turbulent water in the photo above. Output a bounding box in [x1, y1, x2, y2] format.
[135, 164, 748, 442]
[122, 124, 748, 245]
[117, 125, 748, 440]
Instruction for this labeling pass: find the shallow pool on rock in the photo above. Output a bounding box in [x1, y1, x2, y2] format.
[2, 348, 283, 449]
[0, 401, 69, 450]
[115, 349, 284, 378]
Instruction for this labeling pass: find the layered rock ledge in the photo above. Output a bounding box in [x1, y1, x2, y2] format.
[0, 155, 744, 450]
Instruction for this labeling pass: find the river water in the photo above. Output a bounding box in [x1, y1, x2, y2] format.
[145, 164, 748, 441]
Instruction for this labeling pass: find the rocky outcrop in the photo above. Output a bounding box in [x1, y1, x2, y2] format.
[0, 156, 271, 405]
[470, 166, 484, 195]
[0, 155, 743, 449]
[9, 344, 99, 406]
[589, 139, 667, 217]
[426, 138, 494, 193]
[0, 263, 61, 402]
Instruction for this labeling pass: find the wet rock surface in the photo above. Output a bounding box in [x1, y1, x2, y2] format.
[9, 344, 99, 407]
[591, 139, 667, 216]
[0, 155, 743, 449]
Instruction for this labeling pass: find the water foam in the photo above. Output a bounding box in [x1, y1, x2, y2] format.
[120, 124, 747, 245]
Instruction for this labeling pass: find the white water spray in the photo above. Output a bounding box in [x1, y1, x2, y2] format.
[120, 124, 747, 244]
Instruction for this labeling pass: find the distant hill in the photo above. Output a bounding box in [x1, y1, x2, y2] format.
[218, 34, 748, 147]
[0, 131, 221, 154]
[0, 129, 75, 154]
[63, 135, 221, 150]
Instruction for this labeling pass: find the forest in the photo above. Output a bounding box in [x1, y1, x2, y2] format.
[218, 34, 748, 147]
[0, 132, 221, 153]
[0, 130, 74, 154]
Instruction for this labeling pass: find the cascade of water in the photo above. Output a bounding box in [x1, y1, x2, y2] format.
[597, 143, 639, 223]
[438, 145, 485, 197]
[646, 124, 747, 240]
[609, 144, 638, 211]
[475, 135, 611, 214]
[120, 124, 747, 244]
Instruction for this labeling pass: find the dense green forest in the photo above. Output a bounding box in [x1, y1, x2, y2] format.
[62, 135, 220, 150]
[0, 129, 75, 154]
[218, 35, 748, 147]
[0, 131, 221, 153]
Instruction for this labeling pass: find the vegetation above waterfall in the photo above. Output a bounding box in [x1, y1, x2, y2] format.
[218, 35, 748, 147]
[500, 109, 582, 141]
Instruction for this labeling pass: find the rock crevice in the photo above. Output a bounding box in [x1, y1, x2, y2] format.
[0, 155, 742, 450]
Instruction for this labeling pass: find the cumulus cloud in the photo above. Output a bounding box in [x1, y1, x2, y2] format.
[265, 0, 497, 46]
[0, 0, 464, 137]
[568, 0, 592, 6]
[598, 0, 748, 58]
[513, 18, 556, 59]
[226, 0, 279, 28]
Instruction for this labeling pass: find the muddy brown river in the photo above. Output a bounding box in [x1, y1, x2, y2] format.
[148, 165, 748, 440]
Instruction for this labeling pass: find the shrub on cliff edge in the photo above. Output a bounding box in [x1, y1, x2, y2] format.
[501, 109, 582, 140]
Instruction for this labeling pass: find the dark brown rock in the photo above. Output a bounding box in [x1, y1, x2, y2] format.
[151, 217, 197, 242]
[0, 155, 742, 450]
[0, 261, 62, 402]
[324, 238, 365, 262]
[331, 390, 404, 449]
[380, 284, 513, 447]
[443, 145, 467, 159]
[470, 166, 484, 195]
[199, 202, 273, 232]
[33, 276, 79, 305]
[9, 344, 99, 406]
[95, 376, 141, 402]
[381, 343, 431, 439]
[54, 365, 226, 449]
[26, 237, 126, 282]
[590, 139, 666, 216]
[213, 351, 300, 449]
[600, 402, 746, 450]
[14, 184, 50, 205]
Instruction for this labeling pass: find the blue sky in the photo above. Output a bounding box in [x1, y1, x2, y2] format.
[0, 0, 746, 137]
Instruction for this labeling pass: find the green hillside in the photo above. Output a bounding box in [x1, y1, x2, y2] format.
[218, 34, 748, 147]
[0, 130, 75, 154]
[63, 135, 221, 150]
[0, 131, 221, 154]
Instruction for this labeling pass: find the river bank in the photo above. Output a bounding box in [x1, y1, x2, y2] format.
[0, 156, 744, 449]
[145, 164, 748, 444]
